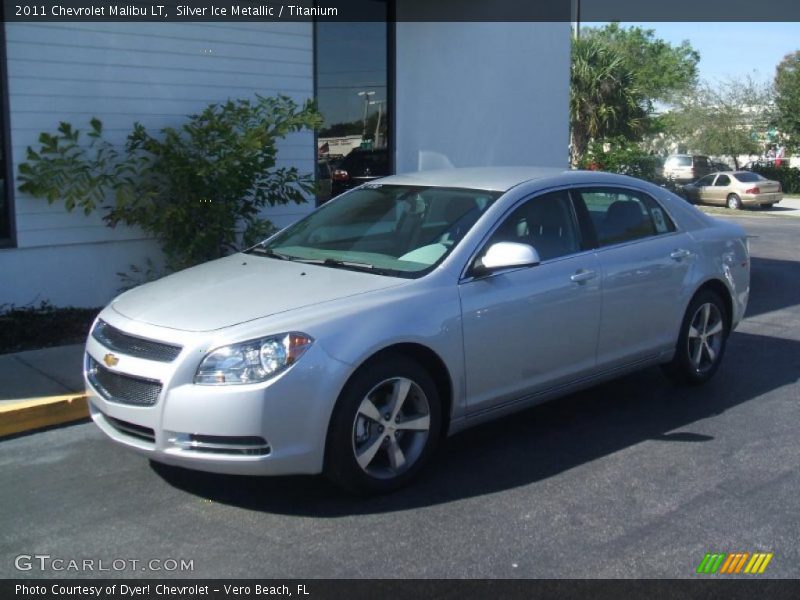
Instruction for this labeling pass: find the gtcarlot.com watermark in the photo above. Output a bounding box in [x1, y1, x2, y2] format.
[14, 553, 194, 573]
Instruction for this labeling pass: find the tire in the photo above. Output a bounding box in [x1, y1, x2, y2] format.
[324, 354, 441, 494]
[726, 194, 743, 210]
[662, 289, 729, 385]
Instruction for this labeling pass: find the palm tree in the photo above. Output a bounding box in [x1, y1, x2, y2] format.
[570, 37, 646, 166]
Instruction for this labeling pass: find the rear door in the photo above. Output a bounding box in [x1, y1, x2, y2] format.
[572, 187, 694, 370]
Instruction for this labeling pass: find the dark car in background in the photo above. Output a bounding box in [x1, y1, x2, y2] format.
[331, 148, 390, 198]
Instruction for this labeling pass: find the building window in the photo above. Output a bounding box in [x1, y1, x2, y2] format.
[315, 4, 390, 203]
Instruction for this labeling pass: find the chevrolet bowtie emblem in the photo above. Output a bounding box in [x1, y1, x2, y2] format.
[103, 353, 119, 367]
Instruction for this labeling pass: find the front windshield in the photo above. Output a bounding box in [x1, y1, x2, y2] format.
[253, 184, 500, 278]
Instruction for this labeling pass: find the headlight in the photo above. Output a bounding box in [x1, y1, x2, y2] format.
[194, 332, 314, 385]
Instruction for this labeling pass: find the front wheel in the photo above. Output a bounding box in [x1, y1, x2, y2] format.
[325, 355, 441, 494]
[727, 194, 743, 210]
[662, 290, 729, 385]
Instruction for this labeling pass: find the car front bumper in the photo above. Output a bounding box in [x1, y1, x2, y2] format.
[84, 320, 351, 477]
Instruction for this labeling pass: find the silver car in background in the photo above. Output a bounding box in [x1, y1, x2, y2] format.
[85, 168, 750, 493]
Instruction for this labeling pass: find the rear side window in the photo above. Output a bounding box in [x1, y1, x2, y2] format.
[574, 188, 676, 247]
[714, 175, 731, 186]
[671, 156, 692, 167]
[733, 172, 766, 183]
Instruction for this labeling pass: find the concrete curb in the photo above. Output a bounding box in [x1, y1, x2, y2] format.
[0, 393, 89, 438]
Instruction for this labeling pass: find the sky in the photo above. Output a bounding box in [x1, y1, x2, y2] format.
[623, 22, 800, 86]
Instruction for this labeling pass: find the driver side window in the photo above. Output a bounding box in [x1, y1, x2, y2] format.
[483, 191, 581, 262]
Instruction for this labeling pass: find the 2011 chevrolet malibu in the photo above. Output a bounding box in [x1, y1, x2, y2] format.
[85, 168, 750, 493]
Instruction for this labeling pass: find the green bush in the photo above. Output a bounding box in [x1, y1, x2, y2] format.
[751, 164, 800, 194]
[579, 137, 661, 182]
[18, 95, 322, 272]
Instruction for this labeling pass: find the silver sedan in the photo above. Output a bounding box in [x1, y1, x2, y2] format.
[85, 168, 750, 493]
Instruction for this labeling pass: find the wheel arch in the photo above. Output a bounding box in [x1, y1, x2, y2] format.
[330, 343, 454, 443]
[691, 278, 734, 334]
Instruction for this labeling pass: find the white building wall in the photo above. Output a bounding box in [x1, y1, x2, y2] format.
[0, 22, 315, 308]
[394, 21, 570, 173]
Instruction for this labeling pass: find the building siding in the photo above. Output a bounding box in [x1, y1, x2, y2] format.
[1, 22, 315, 307]
[394, 21, 570, 173]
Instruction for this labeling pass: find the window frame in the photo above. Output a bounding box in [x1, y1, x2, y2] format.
[460, 187, 591, 282]
[0, 16, 14, 248]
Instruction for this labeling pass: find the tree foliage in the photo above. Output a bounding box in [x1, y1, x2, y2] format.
[583, 23, 699, 106]
[570, 24, 700, 165]
[666, 77, 774, 169]
[774, 50, 800, 152]
[570, 37, 647, 164]
[18, 95, 322, 272]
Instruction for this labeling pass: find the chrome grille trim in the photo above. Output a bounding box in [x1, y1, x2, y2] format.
[105, 415, 156, 444]
[87, 356, 163, 407]
[167, 434, 271, 456]
[92, 319, 182, 363]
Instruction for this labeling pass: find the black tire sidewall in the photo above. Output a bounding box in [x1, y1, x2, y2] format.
[669, 290, 729, 385]
[324, 354, 442, 494]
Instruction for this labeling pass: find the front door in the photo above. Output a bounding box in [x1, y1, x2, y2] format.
[459, 190, 602, 414]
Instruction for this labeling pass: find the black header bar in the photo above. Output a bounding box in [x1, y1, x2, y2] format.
[2, 0, 800, 23]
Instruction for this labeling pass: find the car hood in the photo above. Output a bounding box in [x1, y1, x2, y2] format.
[111, 254, 405, 332]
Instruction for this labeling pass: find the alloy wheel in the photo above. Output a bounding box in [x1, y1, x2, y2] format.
[351, 377, 431, 479]
[687, 302, 724, 374]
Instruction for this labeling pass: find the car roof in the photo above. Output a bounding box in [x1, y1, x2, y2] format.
[376, 167, 639, 192]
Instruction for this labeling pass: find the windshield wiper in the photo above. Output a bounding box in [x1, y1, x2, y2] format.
[311, 257, 397, 276]
[248, 247, 294, 260]
[249, 248, 397, 276]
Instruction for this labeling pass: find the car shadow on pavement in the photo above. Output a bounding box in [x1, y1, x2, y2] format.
[746, 257, 800, 319]
[152, 329, 800, 516]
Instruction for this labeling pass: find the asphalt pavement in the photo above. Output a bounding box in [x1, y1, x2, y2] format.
[1, 215, 799, 579]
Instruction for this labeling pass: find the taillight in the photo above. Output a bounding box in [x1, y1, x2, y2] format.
[745, 187, 760, 195]
[332, 169, 349, 182]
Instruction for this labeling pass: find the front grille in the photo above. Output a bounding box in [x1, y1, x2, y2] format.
[92, 319, 182, 363]
[106, 416, 156, 443]
[87, 356, 162, 407]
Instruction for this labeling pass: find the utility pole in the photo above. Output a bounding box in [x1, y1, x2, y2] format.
[369, 100, 386, 147]
[357, 91, 375, 139]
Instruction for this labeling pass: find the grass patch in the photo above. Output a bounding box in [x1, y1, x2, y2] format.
[0, 302, 100, 355]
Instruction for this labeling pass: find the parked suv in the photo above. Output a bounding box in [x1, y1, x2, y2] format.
[331, 148, 390, 198]
[662, 154, 711, 183]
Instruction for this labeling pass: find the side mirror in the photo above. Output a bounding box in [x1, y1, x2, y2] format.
[473, 241, 541, 276]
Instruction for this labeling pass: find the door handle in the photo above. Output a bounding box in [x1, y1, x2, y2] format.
[570, 269, 597, 283]
[670, 249, 691, 261]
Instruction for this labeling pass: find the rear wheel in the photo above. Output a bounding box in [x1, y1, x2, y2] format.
[662, 290, 729, 385]
[726, 194, 742, 210]
[325, 355, 441, 494]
